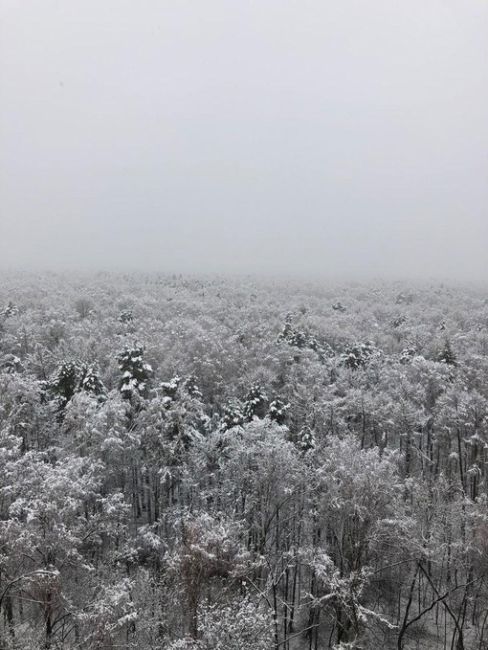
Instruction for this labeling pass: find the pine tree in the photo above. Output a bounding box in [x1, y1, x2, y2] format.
[399, 348, 416, 365]
[184, 375, 202, 399]
[437, 339, 457, 366]
[1, 354, 24, 374]
[161, 376, 181, 405]
[342, 341, 378, 370]
[243, 385, 268, 421]
[279, 315, 326, 356]
[1, 302, 19, 318]
[79, 365, 106, 398]
[392, 315, 407, 328]
[220, 402, 245, 431]
[50, 361, 80, 407]
[296, 426, 316, 452]
[118, 345, 153, 399]
[118, 309, 133, 324]
[268, 398, 290, 425]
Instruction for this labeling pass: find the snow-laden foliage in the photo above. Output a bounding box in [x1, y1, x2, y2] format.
[198, 595, 273, 650]
[118, 344, 153, 399]
[0, 272, 487, 649]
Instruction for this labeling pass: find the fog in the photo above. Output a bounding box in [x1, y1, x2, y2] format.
[1, 1, 487, 281]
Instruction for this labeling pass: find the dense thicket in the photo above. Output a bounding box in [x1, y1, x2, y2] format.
[1, 272, 488, 650]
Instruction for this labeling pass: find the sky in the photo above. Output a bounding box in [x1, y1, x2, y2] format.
[0, 0, 487, 281]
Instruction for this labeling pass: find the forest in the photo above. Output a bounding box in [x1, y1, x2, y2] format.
[0, 271, 488, 650]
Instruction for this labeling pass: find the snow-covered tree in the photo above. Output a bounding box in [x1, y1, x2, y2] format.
[0, 273, 486, 650]
[79, 364, 106, 398]
[49, 360, 80, 407]
[220, 402, 245, 431]
[268, 397, 290, 425]
[118, 345, 153, 399]
[243, 384, 268, 420]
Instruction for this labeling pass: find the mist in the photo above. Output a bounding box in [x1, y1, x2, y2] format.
[1, 0, 487, 282]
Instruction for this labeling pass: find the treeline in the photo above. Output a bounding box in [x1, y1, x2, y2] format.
[0, 273, 488, 649]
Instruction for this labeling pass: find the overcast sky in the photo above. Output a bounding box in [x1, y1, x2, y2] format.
[1, 1, 487, 281]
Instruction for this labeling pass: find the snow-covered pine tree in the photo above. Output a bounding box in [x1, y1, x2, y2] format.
[1, 301, 19, 318]
[268, 398, 290, 425]
[437, 338, 457, 366]
[79, 365, 106, 398]
[118, 309, 133, 324]
[341, 341, 378, 370]
[399, 347, 416, 365]
[50, 361, 80, 408]
[295, 425, 316, 452]
[392, 315, 407, 328]
[1, 354, 24, 374]
[118, 345, 153, 399]
[184, 375, 202, 400]
[243, 385, 268, 420]
[220, 402, 245, 431]
[161, 376, 181, 405]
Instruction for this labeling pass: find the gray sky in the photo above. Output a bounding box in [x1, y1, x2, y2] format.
[1, 0, 487, 281]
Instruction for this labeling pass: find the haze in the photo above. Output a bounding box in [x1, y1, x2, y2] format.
[1, 1, 487, 281]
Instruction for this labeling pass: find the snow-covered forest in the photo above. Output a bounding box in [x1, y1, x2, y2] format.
[1, 272, 488, 650]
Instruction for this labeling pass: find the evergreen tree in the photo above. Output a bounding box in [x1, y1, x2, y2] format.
[161, 376, 181, 405]
[243, 385, 268, 420]
[268, 398, 290, 425]
[50, 361, 80, 407]
[392, 315, 407, 328]
[342, 341, 378, 369]
[119, 309, 133, 324]
[184, 375, 202, 400]
[294, 425, 316, 452]
[1, 354, 24, 374]
[437, 338, 457, 366]
[79, 365, 106, 398]
[118, 345, 153, 399]
[1, 301, 19, 318]
[399, 347, 416, 365]
[220, 402, 245, 431]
